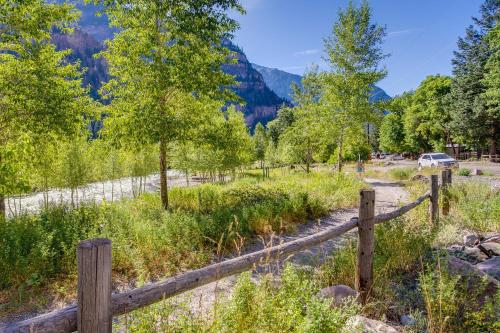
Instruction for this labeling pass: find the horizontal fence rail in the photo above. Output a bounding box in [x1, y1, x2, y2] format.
[6, 170, 451, 333]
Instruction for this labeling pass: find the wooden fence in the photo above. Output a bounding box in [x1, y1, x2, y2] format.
[5, 170, 453, 333]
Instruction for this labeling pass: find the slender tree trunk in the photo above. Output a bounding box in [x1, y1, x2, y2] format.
[337, 135, 344, 173]
[489, 126, 497, 158]
[0, 193, 5, 220]
[159, 138, 169, 210]
[0, 153, 5, 220]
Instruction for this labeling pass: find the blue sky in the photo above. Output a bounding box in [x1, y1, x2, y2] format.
[231, 0, 483, 97]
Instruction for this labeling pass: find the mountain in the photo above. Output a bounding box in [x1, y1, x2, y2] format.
[52, 30, 108, 100]
[52, 3, 286, 129]
[252, 64, 391, 103]
[221, 42, 289, 129]
[251, 64, 302, 101]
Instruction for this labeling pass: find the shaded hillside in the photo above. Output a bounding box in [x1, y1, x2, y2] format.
[52, 30, 108, 100]
[222, 42, 289, 129]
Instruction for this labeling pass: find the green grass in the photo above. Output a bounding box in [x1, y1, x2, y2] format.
[115, 265, 360, 333]
[0, 170, 364, 315]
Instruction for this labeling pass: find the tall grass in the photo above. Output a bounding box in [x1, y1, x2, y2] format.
[115, 265, 360, 333]
[0, 171, 363, 315]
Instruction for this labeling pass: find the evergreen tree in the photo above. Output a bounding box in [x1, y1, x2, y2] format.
[449, 0, 499, 155]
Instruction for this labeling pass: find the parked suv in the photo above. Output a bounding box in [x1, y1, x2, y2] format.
[418, 153, 458, 169]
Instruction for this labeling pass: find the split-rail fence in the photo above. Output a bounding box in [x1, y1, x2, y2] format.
[5, 170, 453, 333]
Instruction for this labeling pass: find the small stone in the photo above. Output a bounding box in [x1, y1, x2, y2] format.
[475, 256, 500, 280]
[343, 315, 400, 333]
[464, 234, 480, 247]
[478, 242, 500, 257]
[400, 315, 416, 327]
[317, 285, 360, 308]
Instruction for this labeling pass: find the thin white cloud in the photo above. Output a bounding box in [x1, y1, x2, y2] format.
[293, 49, 320, 57]
[387, 29, 420, 38]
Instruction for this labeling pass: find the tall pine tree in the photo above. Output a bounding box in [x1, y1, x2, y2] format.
[449, 0, 499, 155]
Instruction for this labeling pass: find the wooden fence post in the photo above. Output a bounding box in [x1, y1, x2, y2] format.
[442, 169, 450, 216]
[356, 189, 375, 304]
[430, 175, 439, 225]
[78, 238, 112, 333]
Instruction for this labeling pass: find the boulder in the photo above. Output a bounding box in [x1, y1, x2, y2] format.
[478, 242, 500, 257]
[471, 168, 483, 176]
[444, 256, 499, 304]
[343, 315, 400, 333]
[462, 246, 488, 263]
[475, 256, 500, 281]
[464, 234, 480, 247]
[317, 284, 360, 308]
[482, 232, 500, 244]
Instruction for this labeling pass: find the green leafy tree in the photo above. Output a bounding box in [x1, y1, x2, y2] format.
[403, 75, 452, 152]
[97, 0, 243, 209]
[322, 0, 387, 171]
[267, 107, 295, 146]
[0, 0, 89, 218]
[449, 0, 499, 155]
[253, 123, 268, 174]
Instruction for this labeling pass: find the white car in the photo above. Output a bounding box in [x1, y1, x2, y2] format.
[418, 153, 458, 169]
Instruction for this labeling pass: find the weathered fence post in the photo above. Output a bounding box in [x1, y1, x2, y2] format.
[356, 189, 375, 304]
[441, 169, 450, 216]
[430, 175, 439, 225]
[78, 238, 112, 333]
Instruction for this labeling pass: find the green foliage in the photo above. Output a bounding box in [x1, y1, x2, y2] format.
[457, 168, 471, 176]
[448, 0, 499, 151]
[448, 182, 500, 231]
[0, 0, 92, 215]
[0, 171, 363, 313]
[403, 75, 452, 152]
[117, 265, 360, 333]
[322, 0, 387, 169]
[387, 167, 414, 181]
[98, 0, 243, 208]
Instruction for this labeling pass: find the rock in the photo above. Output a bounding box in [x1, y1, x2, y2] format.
[462, 246, 489, 263]
[476, 256, 500, 280]
[444, 256, 499, 304]
[478, 242, 500, 257]
[471, 168, 483, 176]
[400, 315, 416, 327]
[343, 315, 400, 333]
[482, 232, 500, 243]
[317, 285, 360, 307]
[464, 234, 480, 247]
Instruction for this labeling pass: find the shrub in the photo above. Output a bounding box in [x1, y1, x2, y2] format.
[387, 167, 415, 180]
[457, 168, 471, 176]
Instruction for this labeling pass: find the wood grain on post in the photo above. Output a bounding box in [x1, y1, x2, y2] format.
[430, 175, 439, 225]
[356, 189, 375, 304]
[77, 238, 112, 333]
[441, 169, 450, 216]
